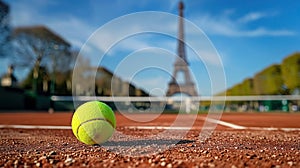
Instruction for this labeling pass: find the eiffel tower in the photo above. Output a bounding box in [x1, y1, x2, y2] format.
[166, 1, 198, 96]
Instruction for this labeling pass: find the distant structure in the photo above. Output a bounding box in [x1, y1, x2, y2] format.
[166, 1, 197, 96]
[78, 66, 149, 97]
[1, 65, 17, 87]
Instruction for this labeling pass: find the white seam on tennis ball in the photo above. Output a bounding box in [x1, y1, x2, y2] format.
[76, 118, 114, 142]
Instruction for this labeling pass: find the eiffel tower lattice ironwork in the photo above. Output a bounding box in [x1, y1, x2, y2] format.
[166, 1, 198, 96]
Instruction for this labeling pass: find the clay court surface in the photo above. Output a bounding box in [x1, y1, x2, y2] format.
[0, 112, 300, 167]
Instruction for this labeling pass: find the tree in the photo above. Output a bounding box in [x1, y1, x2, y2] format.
[0, 0, 11, 58]
[12, 26, 72, 94]
[54, 50, 78, 95]
[21, 65, 49, 94]
[253, 64, 283, 95]
[281, 52, 300, 94]
[72, 52, 94, 96]
[241, 78, 254, 95]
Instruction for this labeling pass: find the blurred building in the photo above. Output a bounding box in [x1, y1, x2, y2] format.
[1, 65, 17, 87]
[94, 67, 149, 97]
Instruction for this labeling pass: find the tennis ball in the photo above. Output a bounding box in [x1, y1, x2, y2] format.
[71, 101, 116, 145]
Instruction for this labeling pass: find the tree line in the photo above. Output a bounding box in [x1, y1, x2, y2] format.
[224, 52, 300, 96]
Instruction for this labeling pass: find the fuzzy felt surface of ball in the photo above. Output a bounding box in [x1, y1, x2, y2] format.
[71, 101, 116, 145]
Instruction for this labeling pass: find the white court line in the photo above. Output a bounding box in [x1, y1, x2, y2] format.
[247, 127, 300, 131]
[1, 118, 300, 131]
[203, 117, 247, 129]
[203, 117, 300, 131]
[0, 125, 71, 129]
[125, 117, 300, 132]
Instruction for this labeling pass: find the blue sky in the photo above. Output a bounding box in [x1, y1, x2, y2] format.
[1, 0, 300, 96]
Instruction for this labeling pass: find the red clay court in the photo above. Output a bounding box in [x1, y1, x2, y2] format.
[0, 112, 300, 167]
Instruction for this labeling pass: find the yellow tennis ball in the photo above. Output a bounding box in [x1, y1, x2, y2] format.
[71, 101, 116, 145]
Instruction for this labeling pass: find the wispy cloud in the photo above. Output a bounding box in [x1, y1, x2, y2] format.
[10, 0, 95, 49]
[194, 10, 296, 37]
[239, 27, 294, 36]
[46, 17, 96, 49]
[85, 12, 224, 67]
[8, 0, 230, 76]
[86, 13, 178, 56]
[88, 25, 148, 56]
[238, 12, 270, 23]
[10, 0, 58, 26]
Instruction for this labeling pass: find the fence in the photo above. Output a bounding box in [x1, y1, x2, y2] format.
[50, 95, 300, 112]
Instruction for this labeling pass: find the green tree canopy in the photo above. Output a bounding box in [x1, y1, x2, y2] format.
[281, 52, 300, 93]
[253, 64, 283, 95]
